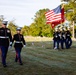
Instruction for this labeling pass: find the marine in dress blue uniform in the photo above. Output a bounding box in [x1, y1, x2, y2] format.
[65, 28, 72, 49]
[12, 27, 26, 65]
[0, 21, 12, 67]
[57, 29, 61, 49]
[61, 28, 66, 49]
[53, 29, 58, 49]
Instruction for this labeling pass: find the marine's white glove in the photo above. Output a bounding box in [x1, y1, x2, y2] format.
[9, 46, 12, 49]
[10, 42, 12, 46]
[9, 42, 12, 49]
[24, 45, 26, 47]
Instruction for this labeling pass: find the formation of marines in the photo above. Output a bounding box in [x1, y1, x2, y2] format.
[53, 27, 72, 50]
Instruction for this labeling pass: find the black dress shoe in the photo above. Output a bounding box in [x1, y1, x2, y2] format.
[3, 65, 7, 67]
[19, 63, 23, 65]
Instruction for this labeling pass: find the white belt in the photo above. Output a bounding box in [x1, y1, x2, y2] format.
[0, 36, 9, 38]
[15, 41, 22, 43]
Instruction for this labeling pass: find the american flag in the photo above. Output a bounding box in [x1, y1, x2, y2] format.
[45, 5, 65, 28]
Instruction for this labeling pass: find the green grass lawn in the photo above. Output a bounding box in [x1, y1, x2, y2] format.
[0, 37, 76, 75]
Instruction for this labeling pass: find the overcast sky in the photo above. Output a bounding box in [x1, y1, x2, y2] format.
[0, 0, 61, 27]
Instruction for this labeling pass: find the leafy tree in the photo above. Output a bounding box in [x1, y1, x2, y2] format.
[21, 25, 30, 36]
[41, 25, 53, 37]
[8, 21, 18, 35]
[61, 0, 76, 2]
[64, 1, 76, 22]
[29, 23, 40, 36]
[30, 9, 53, 37]
[0, 15, 5, 27]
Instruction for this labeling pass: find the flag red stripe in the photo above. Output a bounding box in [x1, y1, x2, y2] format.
[45, 11, 61, 23]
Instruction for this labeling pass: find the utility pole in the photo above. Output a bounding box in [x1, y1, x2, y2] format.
[72, 9, 75, 39]
[73, 21, 74, 38]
